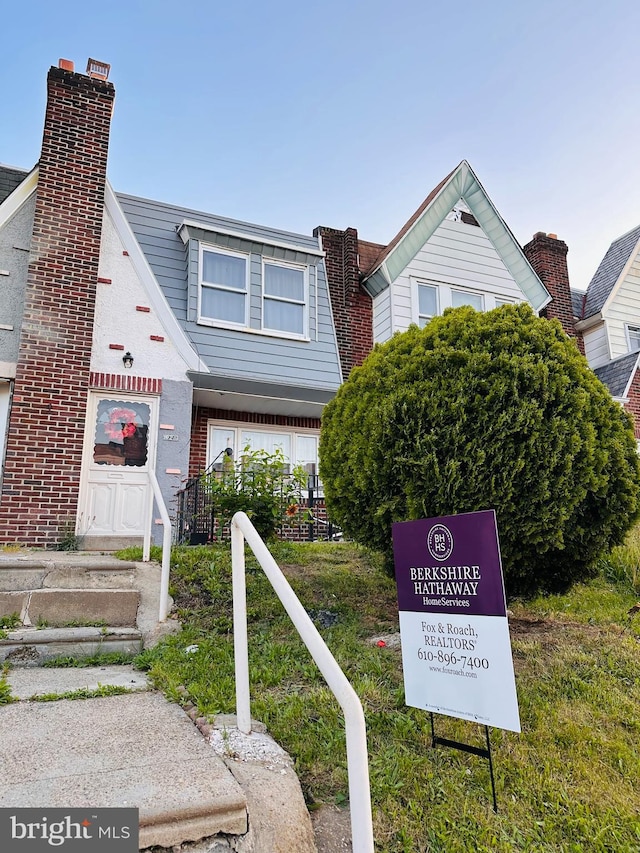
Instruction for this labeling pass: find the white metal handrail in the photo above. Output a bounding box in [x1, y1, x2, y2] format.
[142, 469, 172, 622]
[231, 511, 374, 853]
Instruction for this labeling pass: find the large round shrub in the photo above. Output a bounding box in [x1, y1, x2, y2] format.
[320, 304, 640, 596]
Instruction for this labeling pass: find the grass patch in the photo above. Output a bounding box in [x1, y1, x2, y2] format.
[29, 685, 134, 702]
[43, 652, 139, 668]
[143, 541, 640, 852]
[0, 664, 16, 705]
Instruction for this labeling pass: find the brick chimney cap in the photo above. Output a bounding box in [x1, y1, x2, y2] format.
[58, 59, 74, 72]
[548, 233, 558, 240]
[533, 231, 547, 238]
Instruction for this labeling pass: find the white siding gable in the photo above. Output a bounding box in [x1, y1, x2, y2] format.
[603, 255, 640, 360]
[374, 217, 527, 341]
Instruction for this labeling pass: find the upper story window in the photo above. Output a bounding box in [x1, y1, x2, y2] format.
[412, 278, 515, 327]
[627, 324, 640, 352]
[200, 247, 248, 326]
[417, 284, 438, 328]
[197, 243, 310, 339]
[451, 288, 484, 311]
[263, 261, 307, 337]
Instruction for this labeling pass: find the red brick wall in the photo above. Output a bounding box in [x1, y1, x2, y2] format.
[0, 66, 114, 546]
[189, 406, 322, 477]
[314, 226, 373, 380]
[523, 232, 583, 351]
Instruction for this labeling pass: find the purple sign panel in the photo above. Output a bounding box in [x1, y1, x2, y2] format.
[393, 510, 506, 617]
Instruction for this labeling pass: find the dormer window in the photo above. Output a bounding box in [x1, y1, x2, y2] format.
[263, 261, 307, 337]
[200, 247, 248, 327]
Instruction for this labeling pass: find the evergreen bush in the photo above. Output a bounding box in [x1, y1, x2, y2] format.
[320, 304, 640, 595]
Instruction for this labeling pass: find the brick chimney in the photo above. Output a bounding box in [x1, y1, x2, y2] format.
[523, 232, 581, 345]
[314, 226, 373, 380]
[0, 61, 115, 546]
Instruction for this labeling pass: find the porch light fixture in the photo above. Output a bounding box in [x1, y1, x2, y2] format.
[122, 351, 134, 369]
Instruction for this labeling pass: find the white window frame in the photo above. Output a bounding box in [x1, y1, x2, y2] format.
[261, 258, 309, 340]
[626, 324, 640, 353]
[207, 421, 320, 476]
[415, 282, 439, 328]
[198, 244, 249, 330]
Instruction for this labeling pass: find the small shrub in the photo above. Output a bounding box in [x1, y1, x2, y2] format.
[200, 446, 307, 540]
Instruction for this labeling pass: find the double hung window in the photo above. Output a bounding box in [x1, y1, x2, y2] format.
[200, 247, 247, 326]
[417, 284, 438, 328]
[263, 261, 306, 337]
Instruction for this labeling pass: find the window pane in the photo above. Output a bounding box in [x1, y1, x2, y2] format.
[201, 287, 245, 323]
[418, 285, 438, 317]
[264, 299, 304, 334]
[202, 251, 246, 290]
[209, 428, 235, 470]
[264, 264, 304, 301]
[495, 298, 512, 307]
[451, 289, 483, 310]
[241, 431, 291, 459]
[296, 435, 318, 468]
[94, 400, 150, 467]
[629, 327, 640, 351]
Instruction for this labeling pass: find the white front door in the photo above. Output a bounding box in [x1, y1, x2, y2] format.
[79, 393, 158, 545]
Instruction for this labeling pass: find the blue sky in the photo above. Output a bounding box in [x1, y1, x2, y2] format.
[2, 0, 639, 290]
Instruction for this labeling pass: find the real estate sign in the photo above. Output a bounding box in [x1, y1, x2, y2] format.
[393, 510, 520, 732]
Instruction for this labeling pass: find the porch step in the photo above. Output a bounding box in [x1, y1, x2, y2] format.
[0, 551, 179, 664]
[0, 626, 143, 665]
[0, 588, 140, 627]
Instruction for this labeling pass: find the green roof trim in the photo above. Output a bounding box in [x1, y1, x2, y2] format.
[363, 161, 551, 312]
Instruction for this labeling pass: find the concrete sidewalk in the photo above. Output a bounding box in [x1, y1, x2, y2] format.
[0, 667, 317, 852]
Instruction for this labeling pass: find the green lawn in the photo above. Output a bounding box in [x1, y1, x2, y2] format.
[125, 540, 640, 853]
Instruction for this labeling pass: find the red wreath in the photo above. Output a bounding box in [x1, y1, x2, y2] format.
[104, 407, 138, 442]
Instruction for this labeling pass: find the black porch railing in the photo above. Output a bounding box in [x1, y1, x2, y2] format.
[175, 468, 341, 545]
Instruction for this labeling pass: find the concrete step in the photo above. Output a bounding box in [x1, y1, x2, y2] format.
[0, 588, 140, 627]
[1, 670, 317, 851]
[0, 551, 180, 657]
[0, 687, 249, 849]
[0, 626, 143, 665]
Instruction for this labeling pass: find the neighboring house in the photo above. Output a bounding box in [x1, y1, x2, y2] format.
[574, 226, 640, 436]
[317, 163, 578, 358]
[0, 58, 584, 552]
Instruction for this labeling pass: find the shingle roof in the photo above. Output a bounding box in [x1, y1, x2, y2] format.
[571, 289, 586, 320]
[357, 239, 386, 275]
[583, 224, 640, 319]
[360, 168, 455, 278]
[593, 352, 640, 398]
[0, 165, 29, 205]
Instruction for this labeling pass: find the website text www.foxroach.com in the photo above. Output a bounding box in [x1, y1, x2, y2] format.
[429, 664, 477, 679]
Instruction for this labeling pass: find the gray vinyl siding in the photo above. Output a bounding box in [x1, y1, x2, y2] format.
[117, 193, 341, 392]
[0, 193, 35, 367]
